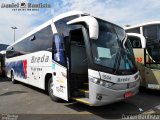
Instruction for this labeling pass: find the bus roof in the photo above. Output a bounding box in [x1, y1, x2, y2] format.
[124, 21, 160, 30]
[9, 11, 85, 47]
[8, 11, 124, 49]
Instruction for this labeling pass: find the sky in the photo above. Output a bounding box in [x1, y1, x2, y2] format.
[0, 0, 160, 45]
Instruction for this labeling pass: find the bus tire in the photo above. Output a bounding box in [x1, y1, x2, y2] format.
[11, 71, 17, 84]
[48, 78, 60, 102]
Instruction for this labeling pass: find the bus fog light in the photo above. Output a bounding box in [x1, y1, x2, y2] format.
[89, 77, 100, 84]
[104, 82, 114, 88]
[96, 94, 102, 100]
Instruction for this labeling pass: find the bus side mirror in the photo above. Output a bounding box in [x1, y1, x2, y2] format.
[67, 16, 99, 40]
[122, 35, 128, 49]
[7, 46, 13, 51]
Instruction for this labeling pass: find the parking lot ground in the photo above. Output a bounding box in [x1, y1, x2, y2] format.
[0, 77, 160, 120]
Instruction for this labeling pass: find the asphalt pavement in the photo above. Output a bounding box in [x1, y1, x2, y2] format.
[0, 77, 160, 120]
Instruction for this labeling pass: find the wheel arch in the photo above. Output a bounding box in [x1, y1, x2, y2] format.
[10, 68, 15, 78]
[44, 73, 52, 91]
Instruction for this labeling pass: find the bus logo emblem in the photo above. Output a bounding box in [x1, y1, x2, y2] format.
[20, 1, 27, 8]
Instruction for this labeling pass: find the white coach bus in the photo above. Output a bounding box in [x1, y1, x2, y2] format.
[6, 11, 140, 106]
[125, 21, 160, 90]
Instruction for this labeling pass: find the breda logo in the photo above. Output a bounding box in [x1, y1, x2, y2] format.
[31, 55, 49, 63]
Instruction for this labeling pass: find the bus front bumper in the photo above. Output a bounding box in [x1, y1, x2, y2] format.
[89, 80, 140, 106]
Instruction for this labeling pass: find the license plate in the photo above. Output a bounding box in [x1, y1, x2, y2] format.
[124, 92, 134, 98]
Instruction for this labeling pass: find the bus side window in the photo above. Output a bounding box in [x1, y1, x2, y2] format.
[125, 27, 140, 34]
[143, 25, 158, 40]
[128, 36, 142, 48]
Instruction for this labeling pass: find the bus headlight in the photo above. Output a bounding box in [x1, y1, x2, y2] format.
[89, 77, 114, 88]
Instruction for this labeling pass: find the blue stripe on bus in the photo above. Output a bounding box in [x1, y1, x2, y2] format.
[6, 60, 27, 79]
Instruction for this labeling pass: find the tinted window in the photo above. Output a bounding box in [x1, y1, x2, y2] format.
[128, 36, 142, 48]
[143, 25, 160, 40]
[55, 15, 80, 37]
[126, 27, 140, 34]
[114, 26, 126, 40]
[91, 19, 136, 74]
[6, 25, 53, 58]
[32, 25, 53, 52]
[70, 29, 85, 46]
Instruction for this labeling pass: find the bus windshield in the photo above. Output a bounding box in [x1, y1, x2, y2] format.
[91, 19, 137, 75]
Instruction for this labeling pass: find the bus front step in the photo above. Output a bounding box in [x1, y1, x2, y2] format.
[72, 97, 91, 105]
[83, 83, 88, 89]
[78, 89, 89, 98]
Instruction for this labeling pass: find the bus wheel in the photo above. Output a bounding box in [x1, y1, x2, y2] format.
[48, 78, 60, 102]
[11, 72, 17, 84]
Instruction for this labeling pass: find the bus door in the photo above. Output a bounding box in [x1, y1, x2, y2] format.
[52, 33, 69, 101]
[68, 27, 88, 93]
